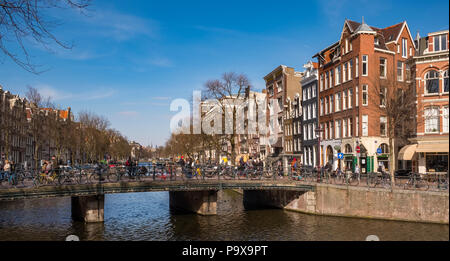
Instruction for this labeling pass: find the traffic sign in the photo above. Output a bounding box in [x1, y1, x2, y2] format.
[356, 146, 360, 153]
[337, 153, 344, 159]
[376, 148, 382, 154]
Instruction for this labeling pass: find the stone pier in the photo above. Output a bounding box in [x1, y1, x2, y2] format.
[169, 190, 217, 215]
[71, 195, 105, 223]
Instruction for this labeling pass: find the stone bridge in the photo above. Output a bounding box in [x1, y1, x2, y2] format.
[0, 180, 314, 222]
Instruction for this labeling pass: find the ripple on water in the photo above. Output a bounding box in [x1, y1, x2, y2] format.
[0, 190, 448, 241]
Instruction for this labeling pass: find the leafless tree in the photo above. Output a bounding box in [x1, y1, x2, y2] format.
[368, 64, 416, 185]
[203, 72, 251, 165]
[0, 0, 90, 73]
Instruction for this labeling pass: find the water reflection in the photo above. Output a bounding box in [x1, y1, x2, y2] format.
[0, 190, 448, 241]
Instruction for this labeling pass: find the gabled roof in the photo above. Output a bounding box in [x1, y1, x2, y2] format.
[314, 19, 412, 60]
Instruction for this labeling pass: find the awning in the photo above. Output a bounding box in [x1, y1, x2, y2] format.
[398, 144, 417, 160]
[416, 143, 449, 153]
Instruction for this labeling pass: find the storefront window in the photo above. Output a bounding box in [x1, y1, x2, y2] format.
[426, 153, 448, 172]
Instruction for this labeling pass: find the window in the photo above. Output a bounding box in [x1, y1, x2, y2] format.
[308, 104, 312, 120]
[380, 58, 387, 78]
[443, 70, 449, 93]
[349, 118, 353, 137]
[397, 45, 400, 53]
[330, 121, 334, 139]
[444, 106, 449, 133]
[349, 60, 352, 80]
[335, 66, 341, 85]
[362, 115, 368, 136]
[402, 38, 407, 58]
[330, 94, 334, 113]
[434, 34, 447, 52]
[424, 107, 440, 133]
[362, 55, 368, 76]
[362, 85, 368, 106]
[307, 87, 310, 100]
[335, 120, 341, 139]
[303, 107, 307, 120]
[325, 122, 328, 139]
[338, 66, 342, 84]
[397, 61, 403, 81]
[425, 70, 439, 94]
[325, 97, 328, 115]
[277, 80, 282, 92]
[348, 89, 353, 108]
[355, 56, 359, 77]
[355, 86, 359, 107]
[335, 92, 341, 112]
[303, 125, 307, 140]
[343, 118, 347, 138]
[405, 63, 411, 82]
[380, 116, 387, 136]
[320, 98, 324, 116]
[312, 84, 316, 97]
[320, 74, 324, 92]
[345, 39, 349, 53]
[343, 90, 347, 110]
[374, 37, 379, 45]
[325, 71, 329, 89]
[356, 116, 359, 136]
[350, 42, 352, 51]
[380, 87, 386, 107]
[330, 69, 334, 88]
[343, 63, 347, 82]
[312, 103, 316, 118]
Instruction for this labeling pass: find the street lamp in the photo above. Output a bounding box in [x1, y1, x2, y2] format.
[315, 127, 324, 168]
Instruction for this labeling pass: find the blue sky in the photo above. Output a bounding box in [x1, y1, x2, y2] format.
[0, 0, 448, 146]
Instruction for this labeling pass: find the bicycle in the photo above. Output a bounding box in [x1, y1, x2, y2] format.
[367, 171, 391, 189]
[403, 172, 428, 191]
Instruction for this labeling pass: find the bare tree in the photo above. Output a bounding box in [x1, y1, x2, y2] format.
[203, 72, 251, 165]
[0, 0, 90, 73]
[368, 64, 416, 186]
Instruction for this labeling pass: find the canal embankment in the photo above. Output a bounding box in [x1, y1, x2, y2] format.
[284, 184, 449, 224]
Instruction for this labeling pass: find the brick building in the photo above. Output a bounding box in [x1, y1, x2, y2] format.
[313, 19, 416, 173]
[399, 29, 448, 175]
[263, 65, 302, 170]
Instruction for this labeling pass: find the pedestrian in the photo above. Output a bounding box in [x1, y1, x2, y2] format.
[3, 160, 11, 172]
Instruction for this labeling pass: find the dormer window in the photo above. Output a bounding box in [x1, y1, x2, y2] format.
[434, 34, 448, 52]
[374, 37, 379, 45]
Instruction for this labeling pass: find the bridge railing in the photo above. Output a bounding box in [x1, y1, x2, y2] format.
[0, 165, 447, 192]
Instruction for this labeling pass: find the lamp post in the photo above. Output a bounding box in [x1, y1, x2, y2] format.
[315, 127, 324, 169]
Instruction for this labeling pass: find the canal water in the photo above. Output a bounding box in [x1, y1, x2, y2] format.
[0, 190, 448, 241]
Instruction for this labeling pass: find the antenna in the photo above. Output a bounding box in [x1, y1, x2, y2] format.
[362, 16, 365, 24]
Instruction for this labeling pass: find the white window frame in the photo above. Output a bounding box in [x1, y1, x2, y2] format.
[362, 115, 368, 136]
[348, 60, 352, 81]
[380, 116, 387, 136]
[335, 92, 341, 112]
[355, 56, 359, 78]
[362, 84, 368, 106]
[355, 86, 359, 107]
[424, 106, 440, 133]
[443, 106, 449, 133]
[397, 61, 403, 81]
[362, 55, 368, 76]
[348, 89, 353, 109]
[343, 90, 347, 110]
[356, 116, 359, 136]
[402, 38, 407, 58]
[380, 58, 387, 78]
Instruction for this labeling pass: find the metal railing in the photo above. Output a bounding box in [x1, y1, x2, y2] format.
[0, 165, 448, 192]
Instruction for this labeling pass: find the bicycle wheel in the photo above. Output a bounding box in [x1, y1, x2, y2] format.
[349, 174, 360, 186]
[416, 178, 429, 191]
[367, 173, 377, 188]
